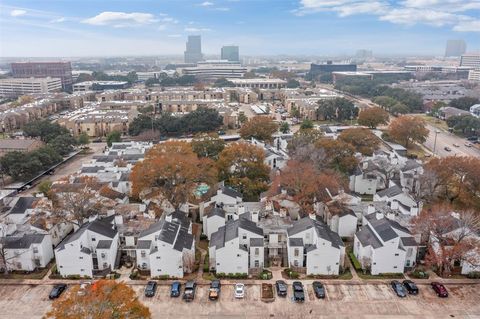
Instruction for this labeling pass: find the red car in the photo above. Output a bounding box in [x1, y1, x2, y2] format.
[431, 282, 448, 297]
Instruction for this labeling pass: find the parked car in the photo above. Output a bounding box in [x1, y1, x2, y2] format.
[391, 280, 407, 297]
[431, 282, 448, 297]
[171, 281, 181, 297]
[209, 280, 221, 301]
[465, 142, 473, 147]
[49, 284, 67, 300]
[444, 146, 452, 152]
[183, 281, 196, 302]
[144, 281, 157, 297]
[312, 281, 326, 299]
[403, 280, 419, 295]
[467, 136, 478, 142]
[453, 143, 460, 147]
[234, 283, 245, 299]
[275, 280, 287, 297]
[292, 281, 305, 302]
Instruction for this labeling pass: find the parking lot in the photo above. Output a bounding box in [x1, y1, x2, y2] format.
[0, 282, 479, 319]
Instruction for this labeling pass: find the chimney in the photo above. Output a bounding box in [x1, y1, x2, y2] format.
[391, 200, 399, 210]
[251, 211, 259, 223]
[367, 204, 375, 215]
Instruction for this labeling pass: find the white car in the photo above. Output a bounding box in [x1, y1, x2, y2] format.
[465, 142, 472, 147]
[234, 283, 245, 298]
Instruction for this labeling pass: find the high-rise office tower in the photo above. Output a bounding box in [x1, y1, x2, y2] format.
[445, 40, 466, 57]
[221, 45, 240, 62]
[184, 35, 203, 63]
[10, 61, 73, 91]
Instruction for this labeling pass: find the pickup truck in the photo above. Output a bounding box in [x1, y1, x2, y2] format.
[208, 280, 221, 301]
[183, 281, 196, 302]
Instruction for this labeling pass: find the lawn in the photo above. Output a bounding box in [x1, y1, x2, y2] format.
[357, 272, 405, 280]
[418, 114, 449, 131]
[0, 264, 51, 280]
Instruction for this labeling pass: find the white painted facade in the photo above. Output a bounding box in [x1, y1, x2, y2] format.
[3, 233, 54, 271]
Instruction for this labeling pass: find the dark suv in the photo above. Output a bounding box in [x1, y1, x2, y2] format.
[431, 282, 448, 297]
[183, 281, 197, 302]
[144, 281, 157, 297]
[292, 281, 305, 302]
[275, 280, 287, 297]
[312, 281, 326, 299]
[170, 281, 181, 297]
[391, 280, 407, 297]
[403, 280, 419, 295]
[49, 284, 67, 299]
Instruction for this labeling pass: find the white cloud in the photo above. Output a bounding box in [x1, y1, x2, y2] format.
[167, 34, 182, 38]
[185, 27, 211, 32]
[295, 0, 480, 32]
[50, 17, 66, 23]
[82, 11, 158, 27]
[10, 9, 27, 17]
[200, 1, 214, 6]
[214, 7, 231, 11]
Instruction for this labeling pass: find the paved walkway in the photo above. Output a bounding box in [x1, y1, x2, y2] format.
[196, 246, 207, 280]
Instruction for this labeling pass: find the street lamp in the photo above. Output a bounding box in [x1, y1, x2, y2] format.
[433, 130, 440, 155]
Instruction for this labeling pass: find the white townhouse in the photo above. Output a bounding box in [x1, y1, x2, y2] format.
[328, 209, 358, 238]
[199, 185, 243, 218]
[209, 217, 264, 274]
[135, 211, 195, 278]
[373, 183, 421, 216]
[202, 206, 227, 240]
[54, 218, 119, 278]
[2, 231, 53, 272]
[354, 213, 417, 275]
[4, 197, 38, 224]
[399, 159, 423, 194]
[287, 217, 345, 275]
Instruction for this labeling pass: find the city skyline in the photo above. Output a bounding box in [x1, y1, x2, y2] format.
[0, 0, 479, 57]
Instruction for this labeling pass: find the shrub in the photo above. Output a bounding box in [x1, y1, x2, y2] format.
[200, 234, 208, 240]
[410, 270, 429, 279]
[349, 252, 362, 270]
[129, 271, 140, 280]
[259, 269, 272, 280]
[467, 272, 480, 279]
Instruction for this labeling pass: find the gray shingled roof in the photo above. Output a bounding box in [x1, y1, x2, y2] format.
[289, 238, 304, 246]
[138, 220, 165, 238]
[250, 238, 264, 247]
[10, 197, 37, 215]
[210, 218, 263, 249]
[3, 234, 45, 249]
[221, 185, 242, 199]
[207, 206, 225, 219]
[287, 218, 344, 248]
[136, 240, 152, 249]
[369, 218, 399, 242]
[173, 229, 194, 252]
[401, 237, 417, 246]
[158, 221, 179, 245]
[401, 159, 422, 172]
[356, 225, 383, 249]
[56, 219, 117, 251]
[376, 185, 403, 198]
[96, 240, 113, 249]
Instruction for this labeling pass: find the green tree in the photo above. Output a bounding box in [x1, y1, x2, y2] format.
[106, 131, 122, 147]
[449, 96, 480, 110]
[78, 132, 90, 145]
[300, 119, 314, 130]
[239, 116, 279, 143]
[372, 96, 398, 111]
[279, 122, 290, 134]
[214, 77, 235, 87]
[390, 102, 410, 116]
[182, 108, 223, 134]
[38, 180, 52, 197]
[338, 128, 380, 156]
[49, 134, 77, 156]
[23, 120, 69, 143]
[217, 143, 270, 201]
[446, 114, 480, 136]
[316, 98, 358, 121]
[191, 133, 225, 159]
[286, 79, 300, 88]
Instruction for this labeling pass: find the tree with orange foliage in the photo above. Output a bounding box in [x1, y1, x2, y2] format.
[217, 142, 270, 201]
[130, 141, 217, 210]
[338, 127, 381, 156]
[315, 138, 358, 173]
[357, 107, 389, 128]
[419, 156, 480, 210]
[413, 204, 480, 277]
[45, 280, 151, 319]
[271, 160, 346, 215]
[388, 115, 428, 148]
[239, 116, 279, 143]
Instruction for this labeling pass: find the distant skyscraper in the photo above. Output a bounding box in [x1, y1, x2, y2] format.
[11, 61, 73, 91]
[184, 35, 203, 63]
[445, 40, 466, 57]
[221, 45, 239, 62]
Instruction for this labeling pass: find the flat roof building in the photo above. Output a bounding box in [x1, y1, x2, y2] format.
[445, 40, 466, 57]
[73, 81, 130, 92]
[460, 53, 480, 69]
[0, 77, 62, 97]
[221, 46, 240, 62]
[184, 35, 203, 64]
[183, 60, 246, 80]
[310, 62, 357, 76]
[226, 78, 287, 89]
[11, 62, 73, 91]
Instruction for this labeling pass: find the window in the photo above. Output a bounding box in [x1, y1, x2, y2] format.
[33, 247, 39, 254]
[294, 248, 299, 257]
[141, 263, 147, 269]
[79, 256, 83, 260]
[255, 248, 259, 256]
[80, 269, 84, 272]
[237, 254, 241, 257]
[242, 234, 247, 240]
[406, 260, 411, 267]
[393, 266, 398, 269]
[59, 266, 63, 268]
[254, 260, 259, 268]
[141, 251, 146, 258]
[394, 253, 399, 256]
[156, 256, 161, 259]
[293, 260, 299, 267]
[103, 262, 108, 268]
[101, 253, 106, 258]
[91, 238, 96, 241]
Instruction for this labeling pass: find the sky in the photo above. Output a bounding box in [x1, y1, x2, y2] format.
[0, 0, 479, 57]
